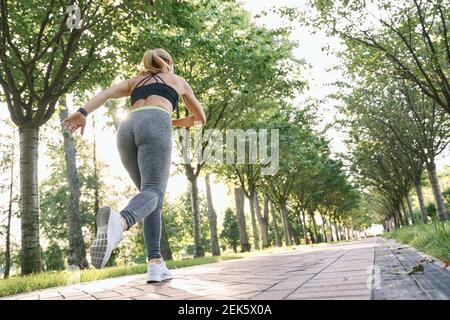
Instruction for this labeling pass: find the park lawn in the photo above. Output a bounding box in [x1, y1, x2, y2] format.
[384, 221, 450, 261]
[0, 244, 301, 298]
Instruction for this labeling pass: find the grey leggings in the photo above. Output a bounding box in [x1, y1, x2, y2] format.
[116, 107, 172, 259]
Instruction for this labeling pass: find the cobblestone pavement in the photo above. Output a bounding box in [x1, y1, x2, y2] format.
[2, 237, 449, 300]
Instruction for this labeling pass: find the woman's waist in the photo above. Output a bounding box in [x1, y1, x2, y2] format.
[128, 104, 172, 116]
[130, 96, 174, 114]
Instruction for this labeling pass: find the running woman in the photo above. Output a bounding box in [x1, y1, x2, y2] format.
[62, 48, 206, 282]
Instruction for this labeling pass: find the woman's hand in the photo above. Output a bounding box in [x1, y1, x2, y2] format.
[62, 111, 87, 135]
[172, 115, 197, 128]
[184, 115, 196, 127]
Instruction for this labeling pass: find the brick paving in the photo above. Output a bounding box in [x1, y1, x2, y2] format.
[2, 237, 450, 300]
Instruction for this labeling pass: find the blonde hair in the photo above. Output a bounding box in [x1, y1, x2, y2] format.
[139, 48, 173, 76]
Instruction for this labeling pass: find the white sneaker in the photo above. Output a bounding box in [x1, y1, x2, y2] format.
[90, 206, 124, 269]
[161, 261, 173, 280]
[147, 258, 173, 283]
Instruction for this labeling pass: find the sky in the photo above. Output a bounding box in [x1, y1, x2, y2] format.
[1, 0, 449, 244]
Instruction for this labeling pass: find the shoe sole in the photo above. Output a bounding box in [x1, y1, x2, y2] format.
[147, 276, 172, 284]
[147, 266, 173, 283]
[90, 207, 114, 269]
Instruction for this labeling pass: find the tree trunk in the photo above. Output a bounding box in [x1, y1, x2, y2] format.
[345, 226, 350, 240]
[160, 215, 173, 261]
[396, 205, 404, 227]
[269, 199, 282, 247]
[301, 210, 309, 244]
[19, 126, 42, 274]
[328, 218, 334, 242]
[190, 174, 204, 257]
[4, 142, 14, 278]
[399, 199, 409, 226]
[296, 207, 306, 245]
[425, 161, 448, 221]
[235, 187, 250, 252]
[320, 213, 328, 243]
[308, 226, 316, 243]
[256, 192, 269, 248]
[338, 221, 344, 240]
[59, 102, 89, 269]
[92, 116, 100, 217]
[310, 211, 319, 243]
[333, 216, 340, 241]
[205, 175, 220, 256]
[280, 201, 292, 246]
[415, 178, 428, 223]
[392, 210, 399, 229]
[289, 219, 301, 245]
[406, 194, 415, 225]
[340, 221, 347, 240]
[248, 192, 260, 250]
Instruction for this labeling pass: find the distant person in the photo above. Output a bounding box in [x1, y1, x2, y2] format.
[62, 48, 206, 282]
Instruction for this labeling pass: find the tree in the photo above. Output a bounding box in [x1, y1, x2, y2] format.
[255, 191, 270, 248]
[58, 98, 88, 268]
[234, 186, 251, 252]
[154, 1, 304, 256]
[311, 0, 450, 116]
[0, 0, 144, 274]
[39, 114, 132, 266]
[204, 174, 220, 256]
[0, 119, 16, 278]
[262, 105, 323, 245]
[268, 198, 282, 247]
[220, 208, 240, 253]
[342, 79, 449, 222]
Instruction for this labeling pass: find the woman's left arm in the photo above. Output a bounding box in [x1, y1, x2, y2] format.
[62, 80, 131, 135]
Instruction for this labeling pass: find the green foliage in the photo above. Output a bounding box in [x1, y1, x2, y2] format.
[220, 208, 240, 252]
[38, 118, 109, 241]
[386, 221, 450, 261]
[443, 188, 450, 208]
[38, 115, 135, 249]
[0, 0, 148, 127]
[163, 190, 210, 257]
[116, 223, 147, 265]
[42, 243, 65, 272]
[307, 0, 450, 225]
[426, 203, 438, 222]
[310, 0, 450, 115]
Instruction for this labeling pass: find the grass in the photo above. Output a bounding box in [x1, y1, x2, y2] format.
[384, 221, 450, 261]
[0, 244, 303, 298]
[0, 255, 240, 298]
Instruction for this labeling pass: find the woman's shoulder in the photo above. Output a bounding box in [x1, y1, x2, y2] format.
[165, 74, 190, 95]
[173, 74, 191, 90]
[172, 73, 186, 83]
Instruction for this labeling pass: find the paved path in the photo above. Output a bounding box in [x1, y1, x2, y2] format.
[2, 237, 450, 300]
